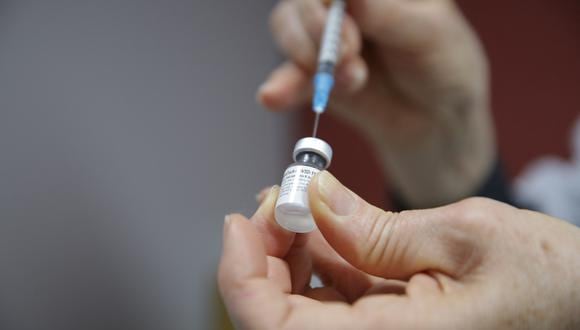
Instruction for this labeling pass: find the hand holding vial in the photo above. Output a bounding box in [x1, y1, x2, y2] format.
[219, 172, 580, 329]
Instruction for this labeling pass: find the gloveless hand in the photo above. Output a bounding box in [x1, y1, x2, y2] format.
[219, 172, 580, 329]
[259, 0, 496, 207]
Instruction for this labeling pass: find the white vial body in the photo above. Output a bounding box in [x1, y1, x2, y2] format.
[275, 164, 320, 233]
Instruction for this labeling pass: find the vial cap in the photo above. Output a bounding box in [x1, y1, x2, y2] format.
[293, 137, 333, 168]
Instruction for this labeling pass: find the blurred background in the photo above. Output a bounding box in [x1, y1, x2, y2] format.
[0, 1, 285, 329]
[0, 1, 578, 329]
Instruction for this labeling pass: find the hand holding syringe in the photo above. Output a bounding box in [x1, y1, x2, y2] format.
[261, 0, 496, 214]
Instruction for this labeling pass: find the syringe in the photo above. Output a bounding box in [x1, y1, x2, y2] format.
[312, 0, 346, 137]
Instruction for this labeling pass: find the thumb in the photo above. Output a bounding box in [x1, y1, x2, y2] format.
[308, 171, 483, 280]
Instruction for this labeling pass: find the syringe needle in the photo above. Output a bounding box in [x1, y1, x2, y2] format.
[312, 113, 321, 137]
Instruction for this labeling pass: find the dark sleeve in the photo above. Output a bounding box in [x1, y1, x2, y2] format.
[391, 159, 517, 211]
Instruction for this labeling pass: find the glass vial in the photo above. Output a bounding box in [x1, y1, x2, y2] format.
[275, 137, 333, 233]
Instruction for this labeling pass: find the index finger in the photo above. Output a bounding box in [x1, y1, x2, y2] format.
[251, 186, 297, 257]
[218, 214, 291, 329]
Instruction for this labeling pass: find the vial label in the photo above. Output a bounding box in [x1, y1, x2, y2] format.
[277, 165, 320, 208]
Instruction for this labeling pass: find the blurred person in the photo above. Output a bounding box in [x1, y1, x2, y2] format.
[219, 0, 580, 328]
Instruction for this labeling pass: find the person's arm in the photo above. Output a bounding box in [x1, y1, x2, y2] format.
[259, 0, 495, 208]
[219, 171, 580, 329]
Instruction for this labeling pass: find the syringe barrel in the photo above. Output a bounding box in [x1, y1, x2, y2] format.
[317, 61, 335, 74]
[317, 0, 346, 65]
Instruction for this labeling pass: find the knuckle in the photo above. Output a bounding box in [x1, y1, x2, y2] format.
[270, 2, 314, 66]
[269, 3, 283, 31]
[342, 17, 361, 49]
[457, 196, 494, 209]
[454, 197, 496, 220]
[299, 2, 324, 34]
[449, 197, 504, 234]
[269, 1, 292, 32]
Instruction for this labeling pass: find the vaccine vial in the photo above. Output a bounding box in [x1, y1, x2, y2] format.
[275, 137, 333, 233]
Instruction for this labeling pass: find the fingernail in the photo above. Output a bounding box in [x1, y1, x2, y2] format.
[268, 185, 279, 197]
[255, 186, 271, 203]
[257, 82, 270, 97]
[316, 171, 356, 216]
[255, 185, 278, 203]
[347, 63, 367, 89]
[257, 79, 282, 108]
[258, 78, 278, 96]
[251, 186, 279, 222]
[224, 214, 233, 230]
[336, 62, 366, 92]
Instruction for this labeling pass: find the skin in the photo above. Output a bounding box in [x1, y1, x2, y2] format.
[258, 0, 496, 208]
[219, 172, 580, 329]
[223, 1, 580, 328]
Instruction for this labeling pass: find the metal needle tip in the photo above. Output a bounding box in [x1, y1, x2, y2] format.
[312, 113, 321, 137]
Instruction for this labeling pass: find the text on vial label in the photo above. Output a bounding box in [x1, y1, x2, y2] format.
[278, 165, 320, 199]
